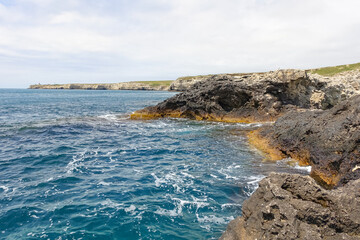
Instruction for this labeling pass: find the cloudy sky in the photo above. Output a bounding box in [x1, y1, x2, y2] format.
[0, 0, 359, 88]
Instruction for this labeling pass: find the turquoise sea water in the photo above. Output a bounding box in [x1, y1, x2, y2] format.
[0, 89, 310, 240]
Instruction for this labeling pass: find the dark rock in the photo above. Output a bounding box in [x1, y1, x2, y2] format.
[220, 173, 360, 240]
[258, 95, 360, 188]
[131, 70, 358, 122]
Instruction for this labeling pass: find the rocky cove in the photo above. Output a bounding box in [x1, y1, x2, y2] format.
[130, 69, 360, 239]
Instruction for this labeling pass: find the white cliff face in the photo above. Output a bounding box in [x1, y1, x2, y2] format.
[29, 82, 171, 91]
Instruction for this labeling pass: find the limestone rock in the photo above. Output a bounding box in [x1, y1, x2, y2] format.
[220, 173, 360, 240]
[131, 69, 360, 122]
[169, 75, 210, 91]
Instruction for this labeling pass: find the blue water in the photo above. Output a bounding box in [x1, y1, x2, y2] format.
[0, 89, 310, 240]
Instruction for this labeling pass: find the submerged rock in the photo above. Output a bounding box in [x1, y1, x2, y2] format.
[220, 173, 360, 240]
[254, 95, 360, 188]
[131, 69, 359, 122]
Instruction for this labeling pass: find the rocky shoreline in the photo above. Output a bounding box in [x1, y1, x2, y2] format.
[130, 69, 360, 239]
[29, 81, 172, 91]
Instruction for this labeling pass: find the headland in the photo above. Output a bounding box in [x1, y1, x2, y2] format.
[29, 81, 174, 91]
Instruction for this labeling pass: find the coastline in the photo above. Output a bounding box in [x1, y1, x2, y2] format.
[129, 66, 360, 239]
[29, 81, 174, 91]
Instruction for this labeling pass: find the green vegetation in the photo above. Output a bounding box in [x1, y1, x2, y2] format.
[178, 74, 213, 80]
[310, 62, 360, 76]
[178, 73, 245, 80]
[133, 80, 173, 87]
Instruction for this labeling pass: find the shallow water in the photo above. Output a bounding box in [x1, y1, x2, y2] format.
[0, 89, 309, 239]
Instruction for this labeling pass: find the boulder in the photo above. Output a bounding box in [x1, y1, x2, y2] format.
[220, 173, 360, 240]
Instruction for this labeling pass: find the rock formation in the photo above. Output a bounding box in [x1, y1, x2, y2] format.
[131, 69, 360, 122]
[249, 95, 360, 188]
[127, 68, 360, 240]
[169, 75, 210, 91]
[220, 173, 360, 240]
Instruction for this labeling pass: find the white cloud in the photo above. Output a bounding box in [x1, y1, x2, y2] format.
[0, 0, 359, 88]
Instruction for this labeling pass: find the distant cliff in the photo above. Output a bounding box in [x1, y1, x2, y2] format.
[29, 81, 173, 91]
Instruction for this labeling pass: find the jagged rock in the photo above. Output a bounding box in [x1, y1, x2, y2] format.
[220, 173, 360, 240]
[255, 95, 360, 188]
[131, 69, 359, 122]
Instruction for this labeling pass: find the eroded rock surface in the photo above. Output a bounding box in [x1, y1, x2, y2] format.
[220, 173, 360, 240]
[131, 69, 360, 122]
[257, 95, 360, 188]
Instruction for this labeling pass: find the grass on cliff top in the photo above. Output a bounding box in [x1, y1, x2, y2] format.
[133, 80, 173, 87]
[310, 62, 360, 76]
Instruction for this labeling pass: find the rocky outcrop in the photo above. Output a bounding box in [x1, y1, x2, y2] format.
[169, 73, 264, 91]
[169, 75, 210, 91]
[250, 95, 360, 188]
[29, 82, 172, 91]
[220, 173, 360, 240]
[131, 69, 360, 122]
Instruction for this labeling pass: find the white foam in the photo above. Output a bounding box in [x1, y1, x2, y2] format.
[151, 172, 194, 193]
[98, 181, 110, 186]
[218, 168, 240, 180]
[181, 171, 195, 179]
[171, 196, 209, 211]
[196, 214, 234, 225]
[210, 174, 218, 179]
[124, 204, 136, 213]
[294, 165, 312, 173]
[151, 173, 167, 187]
[66, 152, 85, 174]
[98, 114, 119, 121]
[279, 158, 312, 173]
[155, 207, 180, 217]
[247, 175, 265, 185]
[221, 203, 242, 210]
[0, 185, 9, 192]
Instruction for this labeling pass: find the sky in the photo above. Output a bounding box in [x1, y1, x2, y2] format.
[0, 0, 360, 88]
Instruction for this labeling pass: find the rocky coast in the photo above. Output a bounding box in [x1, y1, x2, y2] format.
[130, 67, 360, 239]
[29, 81, 173, 91]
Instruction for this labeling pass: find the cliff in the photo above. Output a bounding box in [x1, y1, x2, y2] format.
[29, 81, 173, 91]
[131, 69, 360, 122]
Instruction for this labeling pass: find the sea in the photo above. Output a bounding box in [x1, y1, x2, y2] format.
[0, 89, 311, 240]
